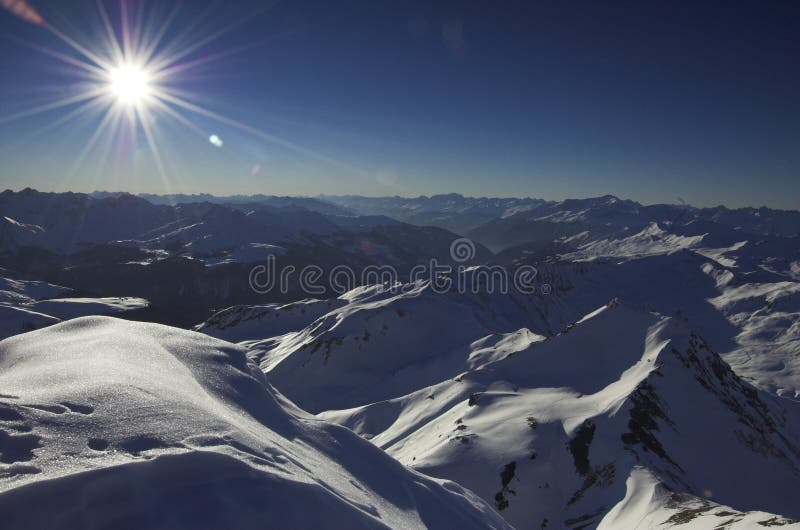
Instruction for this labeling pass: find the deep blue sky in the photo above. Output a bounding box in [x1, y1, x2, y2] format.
[0, 0, 798, 208]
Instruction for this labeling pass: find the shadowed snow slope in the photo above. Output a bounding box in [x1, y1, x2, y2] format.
[199, 282, 800, 528]
[0, 271, 151, 339]
[237, 280, 558, 413]
[0, 306, 60, 341]
[313, 302, 800, 529]
[28, 296, 149, 320]
[196, 297, 349, 343]
[0, 317, 509, 530]
[0, 273, 70, 305]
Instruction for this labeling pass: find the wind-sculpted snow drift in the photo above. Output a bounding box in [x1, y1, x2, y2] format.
[0, 317, 510, 530]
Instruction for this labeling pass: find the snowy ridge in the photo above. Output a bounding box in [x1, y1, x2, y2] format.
[0, 317, 509, 530]
[0, 272, 149, 340]
[599, 467, 798, 529]
[203, 288, 800, 528]
[240, 278, 561, 413]
[29, 297, 149, 320]
[196, 297, 349, 343]
[313, 301, 800, 528]
[563, 222, 706, 261]
[0, 273, 70, 305]
[0, 216, 44, 252]
[530, 248, 800, 399]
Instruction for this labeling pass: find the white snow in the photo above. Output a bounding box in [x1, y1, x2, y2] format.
[0, 317, 510, 529]
[239, 278, 557, 412]
[564, 222, 706, 261]
[29, 297, 149, 319]
[599, 467, 800, 529]
[0, 274, 71, 305]
[204, 281, 800, 529]
[314, 302, 800, 528]
[0, 272, 149, 339]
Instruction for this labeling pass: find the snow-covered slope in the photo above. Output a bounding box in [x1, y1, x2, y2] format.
[708, 280, 800, 399]
[598, 467, 799, 529]
[199, 272, 800, 528]
[563, 222, 706, 261]
[28, 296, 149, 320]
[123, 202, 339, 257]
[0, 306, 60, 340]
[0, 274, 65, 338]
[0, 317, 509, 530]
[196, 298, 349, 343]
[468, 195, 800, 252]
[316, 302, 800, 529]
[0, 216, 44, 252]
[515, 243, 800, 398]
[232, 278, 559, 413]
[0, 271, 150, 339]
[0, 272, 71, 305]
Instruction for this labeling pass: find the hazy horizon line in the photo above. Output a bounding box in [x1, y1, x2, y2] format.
[4, 186, 799, 213]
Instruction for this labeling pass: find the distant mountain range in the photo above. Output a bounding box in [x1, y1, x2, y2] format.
[0, 189, 493, 324]
[322, 193, 800, 251]
[92, 189, 800, 253]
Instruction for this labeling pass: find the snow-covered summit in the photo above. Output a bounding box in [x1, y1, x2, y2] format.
[0, 317, 509, 529]
[563, 222, 707, 261]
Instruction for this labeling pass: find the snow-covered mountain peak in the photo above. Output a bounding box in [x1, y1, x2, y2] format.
[563, 222, 707, 261]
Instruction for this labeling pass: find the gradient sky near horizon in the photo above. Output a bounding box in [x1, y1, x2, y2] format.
[0, 0, 798, 209]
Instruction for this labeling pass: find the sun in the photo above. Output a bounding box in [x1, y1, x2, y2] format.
[108, 64, 151, 105]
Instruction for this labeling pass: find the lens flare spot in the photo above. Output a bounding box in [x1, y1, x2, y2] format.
[209, 134, 223, 148]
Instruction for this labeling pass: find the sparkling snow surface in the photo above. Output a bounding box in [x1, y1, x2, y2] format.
[0, 317, 509, 530]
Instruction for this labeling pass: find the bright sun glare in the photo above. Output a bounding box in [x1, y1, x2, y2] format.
[108, 64, 151, 105]
[0, 2, 344, 183]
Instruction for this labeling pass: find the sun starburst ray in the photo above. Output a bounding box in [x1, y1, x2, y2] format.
[137, 3, 182, 65]
[5, 34, 108, 79]
[147, 17, 254, 73]
[69, 103, 122, 177]
[118, 0, 134, 63]
[136, 104, 171, 192]
[147, 97, 208, 140]
[143, 1, 221, 72]
[94, 0, 125, 67]
[1, 0, 368, 190]
[151, 35, 282, 82]
[0, 96, 110, 157]
[45, 22, 114, 71]
[0, 88, 106, 125]
[154, 88, 367, 176]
